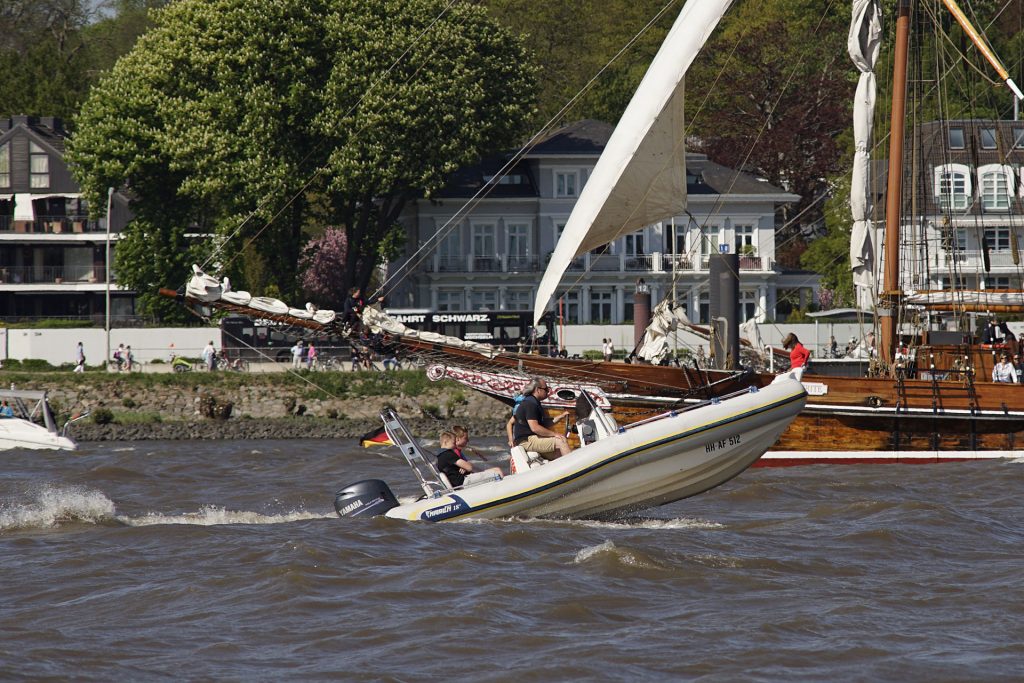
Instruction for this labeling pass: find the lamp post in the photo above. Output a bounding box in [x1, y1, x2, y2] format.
[105, 187, 113, 369]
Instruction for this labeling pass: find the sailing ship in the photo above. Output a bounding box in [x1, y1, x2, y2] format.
[383, 0, 1024, 462]
[164, 0, 1024, 462]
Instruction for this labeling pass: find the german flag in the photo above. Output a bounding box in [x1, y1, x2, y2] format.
[359, 425, 393, 448]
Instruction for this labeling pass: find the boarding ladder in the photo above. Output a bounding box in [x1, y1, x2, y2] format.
[380, 408, 452, 498]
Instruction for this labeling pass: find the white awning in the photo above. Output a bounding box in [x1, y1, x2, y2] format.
[13, 193, 34, 221]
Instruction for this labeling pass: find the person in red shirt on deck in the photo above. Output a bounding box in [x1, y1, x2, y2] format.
[782, 332, 810, 369]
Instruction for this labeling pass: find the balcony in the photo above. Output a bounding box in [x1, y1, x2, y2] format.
[0, 215, 100, 234]
[940, 249, 1019, 269]
[427, 252, 773, 274]
[0, 265, 111, 284]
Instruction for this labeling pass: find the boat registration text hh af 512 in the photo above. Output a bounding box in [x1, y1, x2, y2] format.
[706, 434, 741, 453]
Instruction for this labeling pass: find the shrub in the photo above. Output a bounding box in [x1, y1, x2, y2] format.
[420, 403, 442, 419]
[18, 359, 55, 371]
[122, 397, 137, 408]
[92, 408, 114, 425]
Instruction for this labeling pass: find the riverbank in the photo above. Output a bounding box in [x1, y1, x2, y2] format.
[1, 369, 510, 442]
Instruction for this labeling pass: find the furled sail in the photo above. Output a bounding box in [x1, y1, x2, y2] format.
[848, 0, 882, 311]
[904, 290, 1024, 313]
[533, 0, 735, 325]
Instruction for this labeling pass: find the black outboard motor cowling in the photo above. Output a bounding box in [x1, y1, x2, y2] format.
[334, 479, 399, 518]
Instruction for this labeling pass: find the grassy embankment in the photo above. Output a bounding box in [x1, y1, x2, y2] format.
[0, 367, 472, 427]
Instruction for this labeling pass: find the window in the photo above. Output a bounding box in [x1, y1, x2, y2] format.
[437, 290, 463, 311]
[555, 171, 577, 198]
[590, 290, 613, 324]
[740, 290, 757, 322]
[699, 225, 719, 260]
[980, 128, 998, 150]
[506, 222, 530, 270]
[624, 230, 645, 256]
[557, 291, 580, 324]
[504, 289, 531, 311]
[437, 230, 462, 271]
[1015, 128, 1024, 148]
[934, 164, 971, 211]
[0, 143, 9, 187]
[942, 227, 967, 262]
[735, 225, 755, 255]
[988, 276, 1012, 290]
[698, 291, 710, 324]
[939, 276, 968, 290]
[30, 141, 49, 189]
[984, 226, 1011, 252]
[472, 223, 497, 271]
[948, 127, 965, 149]
[979, 165, 1013, 212]
[470, 289, 497, 310]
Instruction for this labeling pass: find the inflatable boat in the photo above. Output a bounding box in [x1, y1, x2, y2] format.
[335, 374, 807, 522]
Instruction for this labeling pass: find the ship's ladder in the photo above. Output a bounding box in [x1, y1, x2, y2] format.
[380, 408, 453, 498]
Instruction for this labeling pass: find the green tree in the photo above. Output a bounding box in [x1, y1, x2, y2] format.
[68, 0, 537, 320]
[800, 173, 856, 308]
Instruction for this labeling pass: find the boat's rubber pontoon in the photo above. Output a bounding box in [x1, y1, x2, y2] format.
[335, 375, 807, 522]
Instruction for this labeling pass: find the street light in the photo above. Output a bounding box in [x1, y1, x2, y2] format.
[105, 186, 113, 369]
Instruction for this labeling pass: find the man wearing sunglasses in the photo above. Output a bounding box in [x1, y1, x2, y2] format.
[511, 378, 572, 460]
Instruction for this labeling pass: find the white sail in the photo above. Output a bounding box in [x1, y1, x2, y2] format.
[533, 0, 735, 325]
[848, 0, 882, 312]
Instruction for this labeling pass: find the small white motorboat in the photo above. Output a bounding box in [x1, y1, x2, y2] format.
[0, 389, 84, 451]
[335, 375, 807, 522]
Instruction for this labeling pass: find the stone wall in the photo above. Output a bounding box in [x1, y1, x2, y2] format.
[3, 371, 511, 441]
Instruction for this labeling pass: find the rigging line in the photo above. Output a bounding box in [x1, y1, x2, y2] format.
[218, 328, 351, 401]
[374, 0, 684, 301]
[553, 20, 750, 306]
[665, 0, 842, 295]
[195, 0, 463, 278]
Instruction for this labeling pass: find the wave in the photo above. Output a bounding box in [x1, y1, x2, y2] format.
[573, 540, 670, 571]
[0, 485, 117, 531]
[120, 505, 333, 527]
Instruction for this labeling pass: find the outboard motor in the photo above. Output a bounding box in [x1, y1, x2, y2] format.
[334, 479, 399, 518]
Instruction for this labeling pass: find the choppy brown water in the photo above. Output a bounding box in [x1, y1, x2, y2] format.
[2, 439, 1023, 681]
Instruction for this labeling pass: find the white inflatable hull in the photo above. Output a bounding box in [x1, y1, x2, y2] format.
[0, 419, 76, 451]
[385, 378, 806, 522]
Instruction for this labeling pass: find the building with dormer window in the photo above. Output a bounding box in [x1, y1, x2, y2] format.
[0, 116, 133, 322]
[388, 120, 813, 324]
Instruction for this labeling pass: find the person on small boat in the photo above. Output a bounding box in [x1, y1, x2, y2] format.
[436, 431, 501, 487]
[992, 353, 1018, 383]
[0, 400, 13, 418]
[782, 333, 810, 370]
[512, 379, 571, 460]
[451, 425, 498, 472]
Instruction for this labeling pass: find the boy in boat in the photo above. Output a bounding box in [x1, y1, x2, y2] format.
[512, 379, 572, 460]
[436, 430, 501, 488]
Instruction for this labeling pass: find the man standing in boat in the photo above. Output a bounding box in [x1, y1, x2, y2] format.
[512, 379, 571, 460]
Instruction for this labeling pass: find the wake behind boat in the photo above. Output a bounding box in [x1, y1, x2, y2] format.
[334, 374, 806, 522]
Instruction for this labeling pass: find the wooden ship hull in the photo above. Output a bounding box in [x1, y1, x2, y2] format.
[410, 336, 1024, 459]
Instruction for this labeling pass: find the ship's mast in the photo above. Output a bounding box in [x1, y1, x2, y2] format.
[880, 0, 911, 366]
